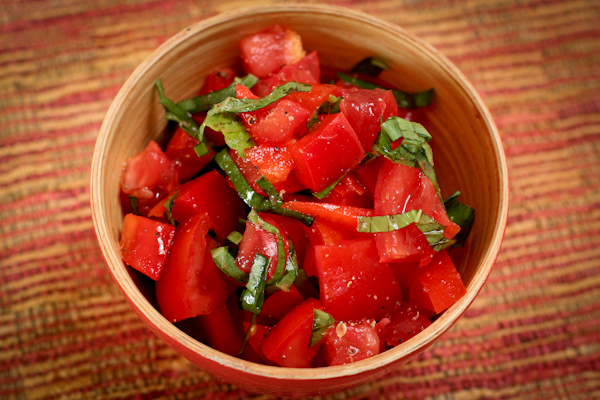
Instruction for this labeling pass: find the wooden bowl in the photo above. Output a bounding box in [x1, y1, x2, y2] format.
[91, 4, 508, 395]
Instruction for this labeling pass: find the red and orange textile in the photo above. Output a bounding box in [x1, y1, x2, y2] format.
[1, 0, 600, 398]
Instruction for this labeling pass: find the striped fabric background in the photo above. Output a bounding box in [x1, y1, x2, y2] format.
[1, 0, 600, 398]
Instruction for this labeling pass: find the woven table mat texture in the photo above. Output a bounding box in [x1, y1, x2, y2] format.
[1, 0, 600, 398]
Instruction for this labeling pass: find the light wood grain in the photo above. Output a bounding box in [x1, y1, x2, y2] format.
[90, 4, 508, 395]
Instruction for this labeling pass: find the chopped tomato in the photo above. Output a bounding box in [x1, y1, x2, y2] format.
[228, 148, 266, 196]
[340, 88, 398, 151]
[165, 127, 214, 182]
[375, 160, 460, 239]
[192, 114, 226, 147]
[355, 155, 386, 198]
[314, 238, 401, 321]
[320, 171, 372, 208]
[156, 214, 238, 322]
[261, 298, 325, 368]
[241, 99, 311, 146]
[243, 320, 274, 365]
[245, 145, 294, 184]
[252, 51, 320, 97]
[374, 223, 436, 266]
[187, 304, 243, 357]
[262, 213, 310, 268]
[409, 250, 466, 314]
[261, 285, 305, 322]
[235, 212, 290, 281]
[287, 83, 335, 116]
[240, 25, 305, 78]
[322, 321, 380, 365]
[120, 214, 175, 281]
[199, 67, 236, 95]
[171, 170, 246, 242]
[290, 113, 365, 192]
[376, 303, 432, 349]
[282, 201, 372, 231]
[120, 140, 178, 200]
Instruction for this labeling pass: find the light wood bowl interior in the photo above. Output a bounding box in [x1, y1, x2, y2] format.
[91, 4, 509, 395]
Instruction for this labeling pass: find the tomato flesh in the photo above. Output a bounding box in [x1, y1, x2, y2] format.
[290, 113, 365, 192]
[171, 170, 246, 242]
[409, 250, 466, 314]
[261, 298, 325, 368]
[120, 214, 175, 281]
[240, 25, 305, 78]
[323, 321, 380, 365]
[199, 67, 236, 95]
[376, 303, 432, 349]
[156, 214, 238, 322]
[165, 127, 214, 182]
[315, 238, 401, 321]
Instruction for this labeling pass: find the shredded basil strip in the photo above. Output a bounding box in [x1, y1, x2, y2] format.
[210, 246, 249, 284]
[241, 253, 270, 314]
[356, 210, 455, 252]
[312, 172, 347, 200]
[336, 73, 434, 109]
[193, 141, 211, 158]
[226, 231, 243, 245]
[350, 57, 389, 77]
[444, 191, 475, 247]
[238, 312, 258, 356]
[310, 309, 335, 347]
[128, 196, 139, 215]
[378, 117, 441, 201]
[317, 95, 341, 115]
[177, 73, 259, 113]
[214, 149, 314, 226]
[268, 241, 299, 293]
[247, 211, 288, 286]
[200, 111, 254, 156]
[256, 177, 283, 208]
[214, 149, 270, 210]
[163, 191, 179, 226]
[155, 79, 201, 140]
[293, 269, 320, 300]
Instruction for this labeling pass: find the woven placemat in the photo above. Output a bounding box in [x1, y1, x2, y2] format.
[2, 0, 600, 398]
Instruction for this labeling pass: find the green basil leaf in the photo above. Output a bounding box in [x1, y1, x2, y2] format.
[193, 141, 210, 158]
[128, 196, 139, 215]
[214, 149, 270, 210]
[337, 72, 379, 90]
[444, 191, 475, 246]
[265, 207, 314, 227]
[310, 309, 335, 347]
[177, 73, 258, 113]
[226, 230, 243, 245]
[312, 172, 347, 200]
[210, 246, 249, 284]
[201, 111, 254, 156]
[356, 210, 455, 252]
[163, 190, 179, 226]
[413, 88, 435, 107]
[256, 177, 283, 208]
[155, 79, 201, 140]
[350, 57, 389, 77]
[241, 253, 270, 313]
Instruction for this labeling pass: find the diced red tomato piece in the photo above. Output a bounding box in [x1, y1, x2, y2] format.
[397, 108, 422, 123]
[261, 298, 325, 368]
[262, 213, 310, 268]
[287, 83, 335, 116]
[376, 303, 432, 350]
[120, 140, 178, 200]
[241, 99, 311, 146]
[146, 194, 169, 221]
[199, 67, 236, 95]
[320, 171, 372, 208]
[187, 304, 243, 357]
[236, 83, 260, 100]
[240, 25, 305, 78]
[409, 250, 466, 314]
[235, 213, 290, 281]
[227, 148, 267, 196]
[375, 160, 460, 239]
[374, 223, 436, 266]
[156, 215, 238, 322]
[120, 214, 175, 281]
[290, 113, 365, 192]
[245, 145, 294, 184]
[165, 127, 214, 183]
[243, 320, 274, 365]
[119, 188, 165, 217]
[355, 155, 385, 198]
[282, 201, 372, 232]
[322, 321, 380, 366]
[252, 51, 320, 97]
[171, 170, 246, 242]
[314, 238, 401, 321]
[302, 218, 358, 277]
[340, 88, 398, 152]
[261, 285, 305, 321]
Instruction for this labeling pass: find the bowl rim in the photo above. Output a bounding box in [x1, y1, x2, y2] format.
[91, 3, 509, 381]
